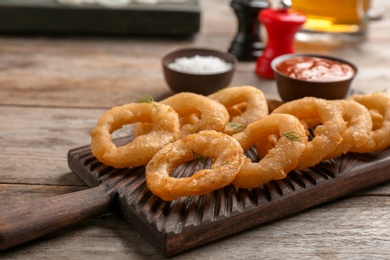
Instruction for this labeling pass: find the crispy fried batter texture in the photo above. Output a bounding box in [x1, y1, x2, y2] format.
[135, 92, 229, 138]
[145, 130, 245, 201]
[232, 114, 307, 188]
[208, 86, 268, 135]
[90, 90, 390, 200]
[90, 102, 180, 168]
[324, 100, 373, 159]
[272, 97, 346, 170]
[349, 92, 390, 153]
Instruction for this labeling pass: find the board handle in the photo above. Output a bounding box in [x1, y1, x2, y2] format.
[0, 184, 113, 250]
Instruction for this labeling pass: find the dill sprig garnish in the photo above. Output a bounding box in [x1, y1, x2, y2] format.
[137, 95, 154, 103]
[227, 122, 247, 133]
[282, 132, 301, 142]
[221, 161, 231, 166]
[137, 95, 160, 114]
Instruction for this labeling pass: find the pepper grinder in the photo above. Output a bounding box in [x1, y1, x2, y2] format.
[228, 0, 270, 61]
[255, 8, 306, 79]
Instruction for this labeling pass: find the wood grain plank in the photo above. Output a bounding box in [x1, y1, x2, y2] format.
[1, 186, 388, 259]
[1, 0, 390, 258]
[0, 106, 101, 185]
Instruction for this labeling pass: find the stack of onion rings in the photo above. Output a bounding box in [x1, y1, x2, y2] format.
[272, 97, 346, 170]
[348, 92, 390, 153]
[90, 88, 390, 200]
[324, 100, 373, 159]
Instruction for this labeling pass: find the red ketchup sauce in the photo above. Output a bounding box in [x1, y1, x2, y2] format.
[276, 57, 355, 81]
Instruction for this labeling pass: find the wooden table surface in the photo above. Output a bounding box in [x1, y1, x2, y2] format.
[1, 0, 389, 259]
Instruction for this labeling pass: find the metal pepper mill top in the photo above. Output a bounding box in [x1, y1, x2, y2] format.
[228, 0, 270, 61]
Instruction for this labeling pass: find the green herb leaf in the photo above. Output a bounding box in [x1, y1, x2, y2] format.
[227, 122, 247, 133]
[282, 132, 301, 142]
[137, 95, 160, 114]
[137, 95, 155, 103]
[221, 161, 231, 167]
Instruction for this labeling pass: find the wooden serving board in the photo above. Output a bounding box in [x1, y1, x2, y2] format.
[68, 136, 390, 257]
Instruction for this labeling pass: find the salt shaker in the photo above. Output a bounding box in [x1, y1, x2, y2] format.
[228, 0, 270, 61]
[255, 8, 306, 79]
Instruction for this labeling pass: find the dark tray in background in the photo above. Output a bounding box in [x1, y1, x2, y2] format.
[0, 0, 201, 36]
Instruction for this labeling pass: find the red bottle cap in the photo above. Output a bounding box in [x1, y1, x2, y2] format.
[255, 8, 306, 79]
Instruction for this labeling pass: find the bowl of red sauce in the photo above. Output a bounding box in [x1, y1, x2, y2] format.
[271, 53, 357, 101]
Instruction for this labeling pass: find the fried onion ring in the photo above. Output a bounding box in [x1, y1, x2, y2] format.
[232, 114, 307, 188]
[324, 100, 373, 159]
[208, 86, 268, 135]
[348, 92, 390, 153]
[146, 130, 245, 201]
[135, 92, 229, 138]
[272, 97, 346, 170]
[91, 102, 180, 168]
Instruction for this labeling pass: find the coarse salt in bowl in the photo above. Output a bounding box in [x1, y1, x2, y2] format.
[168, 55, 233, 74]
[162, 47, 237, 95]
